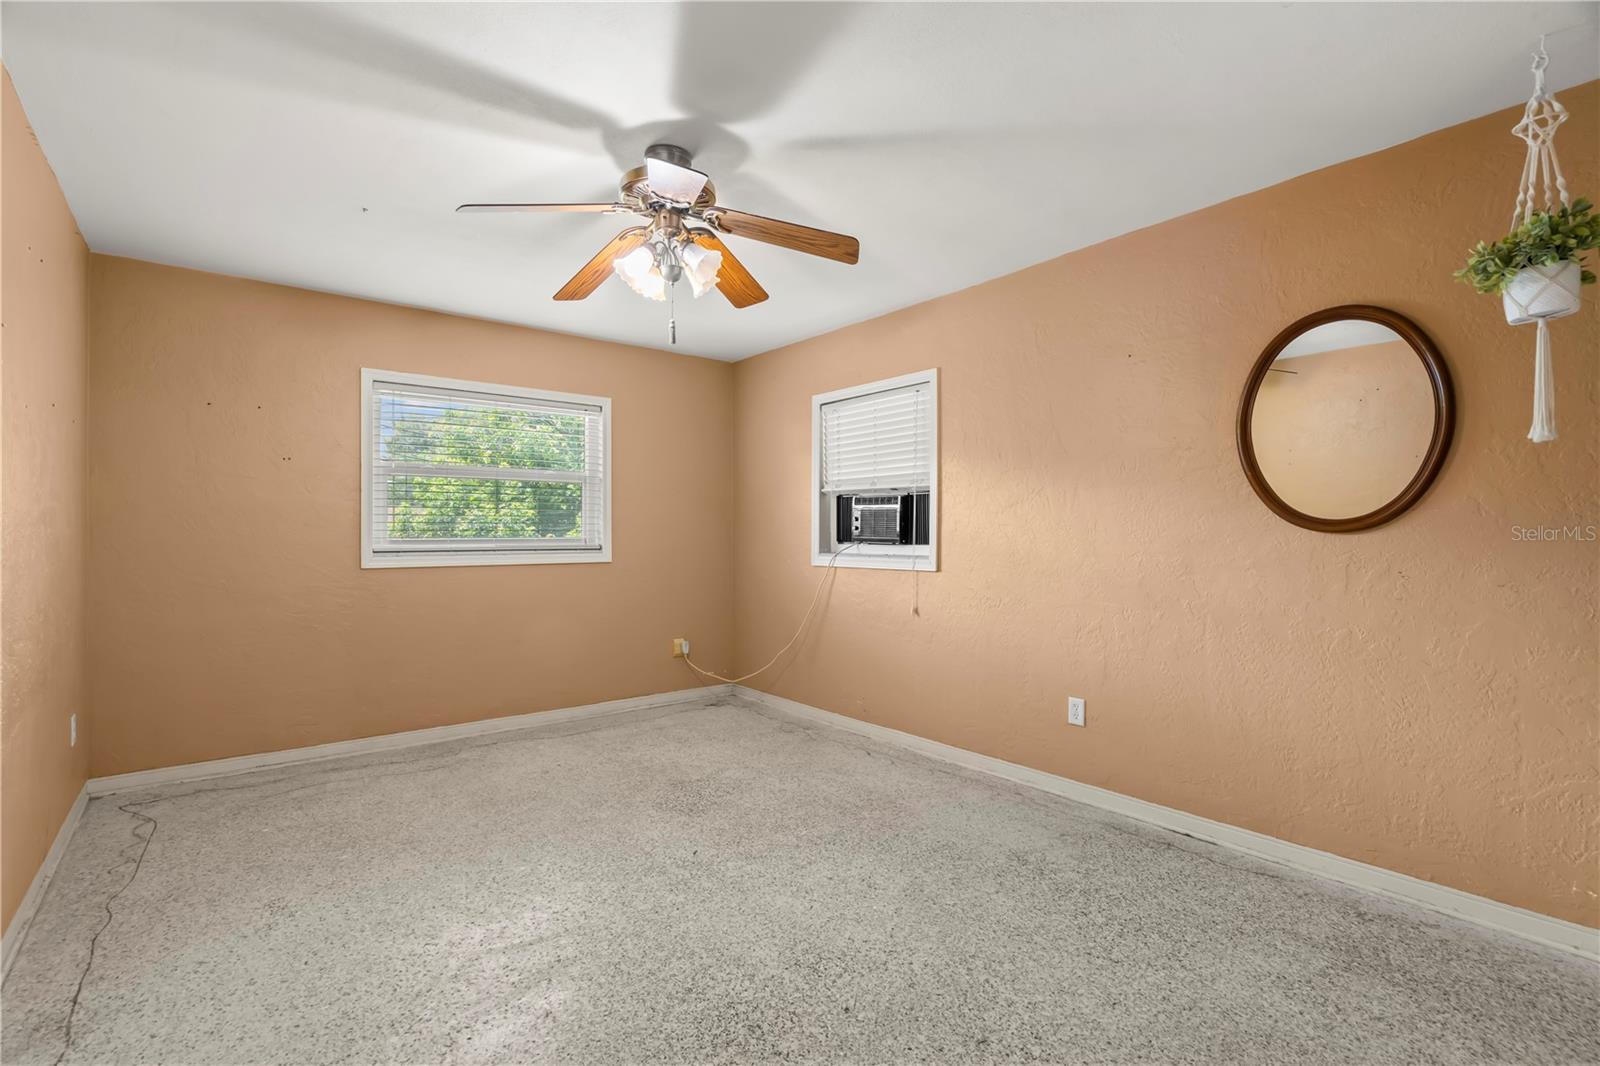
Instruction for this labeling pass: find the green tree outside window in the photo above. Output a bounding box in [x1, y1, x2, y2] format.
[381, 401, 589, 541]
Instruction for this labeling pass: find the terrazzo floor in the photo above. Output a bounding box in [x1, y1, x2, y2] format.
[2, 693, 1596, 1065]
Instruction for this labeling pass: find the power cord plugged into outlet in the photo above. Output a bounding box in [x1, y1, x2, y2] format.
[680, 543, 859, 685]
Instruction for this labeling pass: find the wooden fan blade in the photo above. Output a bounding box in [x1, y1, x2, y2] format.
[554, 227, 647, 301]
[702, 207, 859, 265]
[645, 157, 710, 205]
[691, 231, 768, 308]
[457, 203, 628, 213]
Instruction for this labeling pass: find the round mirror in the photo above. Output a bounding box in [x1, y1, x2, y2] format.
[1237, 306, 1453, 533]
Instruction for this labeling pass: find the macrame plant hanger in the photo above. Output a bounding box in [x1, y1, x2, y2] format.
[1504, 36, 1580, 443]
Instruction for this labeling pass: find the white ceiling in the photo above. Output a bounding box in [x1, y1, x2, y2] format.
[3, 3, 1596, 361]
[1279, 319, 1402, 359]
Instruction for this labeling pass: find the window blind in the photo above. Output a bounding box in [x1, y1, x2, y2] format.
[820, 382, 933, 494]
[368, 379, 605, 554]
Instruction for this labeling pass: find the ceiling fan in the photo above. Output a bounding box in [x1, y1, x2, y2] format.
[457, 144, 859, 340]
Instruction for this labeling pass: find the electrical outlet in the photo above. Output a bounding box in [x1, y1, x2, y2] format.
[70, 713, 78, 747]
[1067, 697, 1086, 727]
[672, 638, 690, 659]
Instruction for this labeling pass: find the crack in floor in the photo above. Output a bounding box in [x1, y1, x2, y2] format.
[49, 801, 154, 1066]
[32, 704, 710, 1065]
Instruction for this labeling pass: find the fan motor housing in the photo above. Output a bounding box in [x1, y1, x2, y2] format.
[622, 144, 717, 210]
[620, 169, 717, 211]
[644, 143, 694, 169]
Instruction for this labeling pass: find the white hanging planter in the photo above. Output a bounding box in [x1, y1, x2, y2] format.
[1463, 38, 1595, 445]
[1500, 258, 1581, 444]
[1503, 259, 1582, 325]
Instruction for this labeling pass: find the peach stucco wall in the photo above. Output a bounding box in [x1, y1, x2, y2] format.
[86, 256, 734, 777]
[730, 84, 1599, 926]
[1, 69, 91, 934]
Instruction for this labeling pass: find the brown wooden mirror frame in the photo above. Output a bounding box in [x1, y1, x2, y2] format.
[1236, 305, 1455, 533]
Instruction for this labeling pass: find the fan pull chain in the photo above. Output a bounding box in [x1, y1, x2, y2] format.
[669, 282, 677, 345]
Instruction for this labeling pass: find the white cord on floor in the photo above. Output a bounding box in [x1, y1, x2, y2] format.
[683, 543, 859, 685]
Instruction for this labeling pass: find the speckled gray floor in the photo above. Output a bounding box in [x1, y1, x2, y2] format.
[2, 695, 1596, 1065]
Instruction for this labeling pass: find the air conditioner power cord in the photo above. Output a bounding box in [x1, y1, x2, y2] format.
[682, 542, 859, 684]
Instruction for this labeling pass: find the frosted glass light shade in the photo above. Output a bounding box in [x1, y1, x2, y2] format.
[680, 243, 723, 298]
[613, 246, 666, 301]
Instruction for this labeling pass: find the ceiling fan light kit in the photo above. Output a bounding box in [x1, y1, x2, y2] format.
[612, 240, 722, 302]
[458, 143, 858, 345]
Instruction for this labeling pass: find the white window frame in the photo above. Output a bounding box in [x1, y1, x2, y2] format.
[811, 368, 939, 572]
[361, 368, 612, 569]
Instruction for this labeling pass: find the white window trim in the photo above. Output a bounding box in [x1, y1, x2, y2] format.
[360, 368, 612, 569]
[811, 368, 938, 572]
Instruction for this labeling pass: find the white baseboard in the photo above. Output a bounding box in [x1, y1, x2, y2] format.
[736, 686, 1600, 962]
[2, 784, 89, 980]
[88, 684, 734, 797]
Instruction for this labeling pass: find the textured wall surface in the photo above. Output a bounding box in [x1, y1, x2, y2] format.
[87, 257, 733, 776]
[1, 69, 91, 933]
[730, 83, 1599, 926]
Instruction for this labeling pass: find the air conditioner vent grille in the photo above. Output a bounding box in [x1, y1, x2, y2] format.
[855, 500, 901, 541]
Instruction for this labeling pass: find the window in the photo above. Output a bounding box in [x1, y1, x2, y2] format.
[812, 369, 938, 571]
[361, 369, 610, 568]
